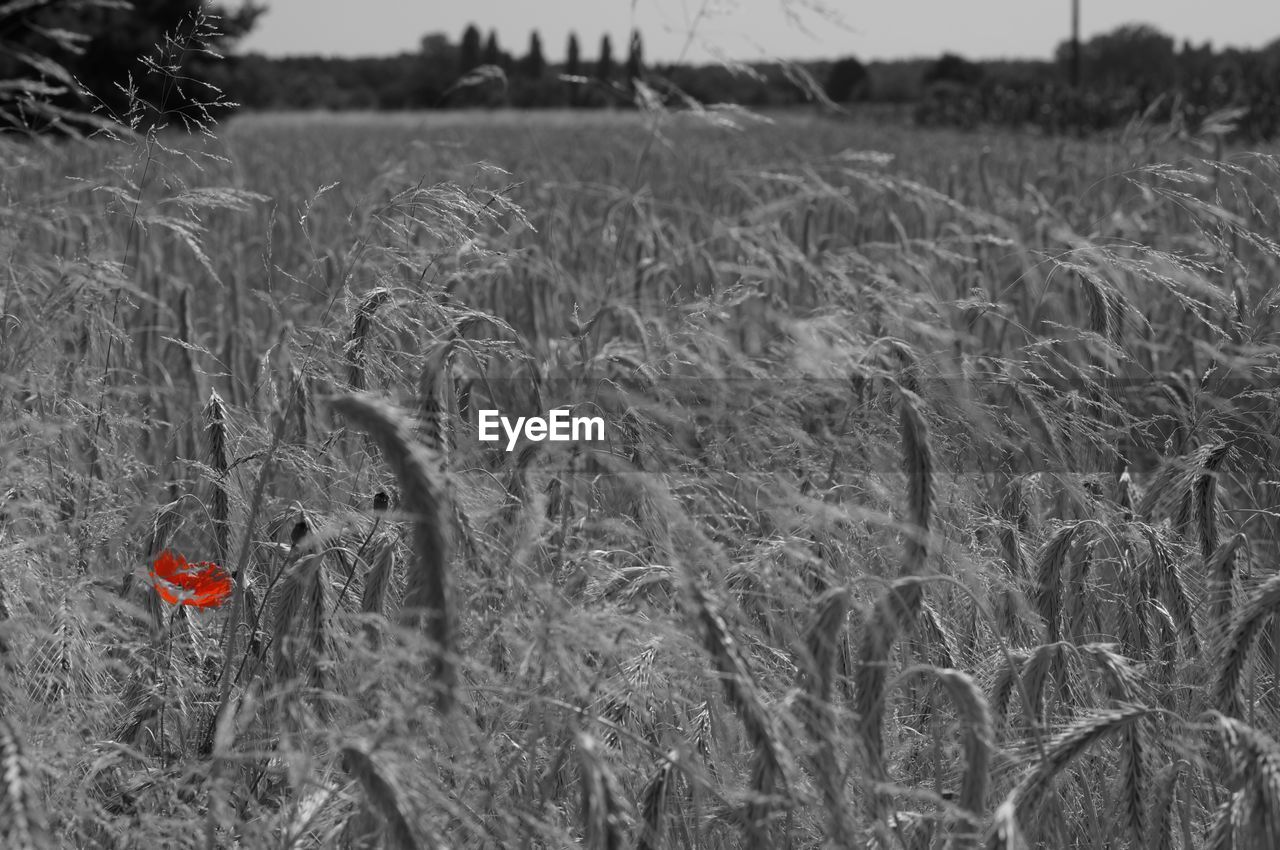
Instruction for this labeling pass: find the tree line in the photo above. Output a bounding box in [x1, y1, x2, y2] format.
[913, 26, 1280, 140]
[201, 25, 790, 111]
[213, 23, 1280, 139]
[2, 5, 1279, 139]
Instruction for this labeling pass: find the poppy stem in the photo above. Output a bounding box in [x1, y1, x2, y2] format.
[331, 515, 383, 617]
[228, 547, 293, 689]
[159, 606, 179, 765]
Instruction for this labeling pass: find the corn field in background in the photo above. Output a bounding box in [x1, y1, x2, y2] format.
[5, 19, 1280, 850]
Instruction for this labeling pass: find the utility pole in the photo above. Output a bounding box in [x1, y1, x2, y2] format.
[1070, 0, 1081, 87]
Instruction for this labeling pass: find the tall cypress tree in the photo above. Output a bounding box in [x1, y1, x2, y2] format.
[459, 24, 481, 73]
[596, 34, 614, 81]
[483, 30, 501, 67]
[566, 33, 581, 76]
[626, 29, 644, 84]
[565, 32, 582, 107]
[522, 31, 545, 79]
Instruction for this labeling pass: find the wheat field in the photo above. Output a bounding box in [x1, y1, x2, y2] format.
[3, 80, 1280, 849]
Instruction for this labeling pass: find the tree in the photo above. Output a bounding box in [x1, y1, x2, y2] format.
[1, 0, 262, 127]
[459, 24, 481, 73]
[596, 34, 614, 81]
[421, 33, 450, 56]
[924, 53, 984, 87]
[626, 29, 644, 84]
[564, 32, 582, 107]
[483, 30, 501, 67]
[824, 56, 868, 102]
[521, 31, 545, 79]
[566, 32, 582, 77]
[418, 33, 458, 106]
[1055, 24, 1176, 90]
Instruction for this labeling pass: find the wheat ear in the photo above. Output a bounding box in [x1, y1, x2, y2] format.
[272, 554, 331, 690]
[986, 799, 1026, 850]
[204, 388, 230, 564]
[852, 386, 934, 811]
[1209, 532, 1247, 642]
[637, 750, 678, 850]
[341, 745, 421, 850]
[1215, 570, 1280, 719]
[1007, 705, 1147, 821]
[687, 579, 792, 848]
[331, 394, 454, 713]
[854, 576, 924, 815]
[177, 282, 201, 398]
[1034, 522, 1089, 644]
[1147, 761, 1183, 850]
[896, 665, 993, 822]
[418, 341, 454, 462]
[0, 716, 48, 850]
[798, 588, 852, 845]
[577, 732, 627, 850]
[360, 532, 396, 646]
[345, 287, 392, 391]
[1206, 791, 1243, 850]
[1212, 714, 1280, 844]
[1139, 526, 1199, 655]
[1194, 442, 1233, 562]
[898, 387, 932, 573]
[1113, 711, 1148, 848]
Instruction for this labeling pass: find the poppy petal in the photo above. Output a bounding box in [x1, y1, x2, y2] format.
[150, 552, 231, 608]
[152, 549, 187, 583]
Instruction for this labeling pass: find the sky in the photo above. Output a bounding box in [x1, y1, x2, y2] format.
[236, 1, 1280, 63]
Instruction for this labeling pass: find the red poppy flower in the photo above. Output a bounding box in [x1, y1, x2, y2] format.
[150, 550, 233, 609]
